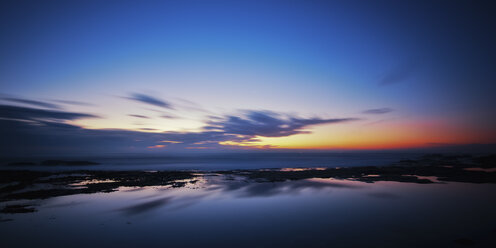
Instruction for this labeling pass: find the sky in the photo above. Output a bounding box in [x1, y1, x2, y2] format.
[0, 0, 495, 156]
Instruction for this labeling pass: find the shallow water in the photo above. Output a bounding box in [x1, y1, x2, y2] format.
[1, 174, 495, 248]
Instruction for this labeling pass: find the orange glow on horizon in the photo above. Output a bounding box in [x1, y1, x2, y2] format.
[70, 116, 495, 151]
[221, 119, 496, 150]
[148, 144, 166, 149]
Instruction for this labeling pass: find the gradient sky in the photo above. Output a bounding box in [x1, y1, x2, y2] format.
[1, 0, 495, 155]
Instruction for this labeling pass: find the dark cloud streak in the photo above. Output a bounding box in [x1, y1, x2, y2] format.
[1, 97, 61, 109]
[52, 100, 94, 106]
[362, 108, 394, 114]
[126, 93, 173, 109]
[129, 114, 150, 119]
[0, 105, 99, 121]
[0, 102, 358, 155]
[206, 110, 359, 137]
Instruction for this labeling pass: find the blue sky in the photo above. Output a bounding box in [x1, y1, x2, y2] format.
[1, 0, 495, 155]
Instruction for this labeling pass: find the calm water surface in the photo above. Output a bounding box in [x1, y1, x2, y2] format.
[1, 152, 422, 171]
[1, 174, 495, 248]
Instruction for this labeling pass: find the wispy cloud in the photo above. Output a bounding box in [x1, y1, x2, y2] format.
[362, 108, 394, 114]
[173, 98, 210, 113]
[140, 128, 159, 131]
[129, 114, 150, 119]
[0, 100, 358, 155]
[126, 93, 173, 109]
[52, 100, 95, 106]
[1, 97, 61, 109]
[0, 104, 99, 121]
[205, 110, 359, 137]
[0, 119, 242, 155]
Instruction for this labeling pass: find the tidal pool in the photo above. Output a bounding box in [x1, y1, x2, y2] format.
[1, 174, 495, 248]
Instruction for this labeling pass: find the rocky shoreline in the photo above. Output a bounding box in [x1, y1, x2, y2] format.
[1, 154, 494, 214]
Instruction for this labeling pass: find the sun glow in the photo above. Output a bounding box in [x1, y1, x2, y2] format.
[237, 119, 492, 150]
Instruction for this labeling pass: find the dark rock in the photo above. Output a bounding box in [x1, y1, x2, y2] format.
[473, 155, 496, 168]
[0, 170, 197, 204]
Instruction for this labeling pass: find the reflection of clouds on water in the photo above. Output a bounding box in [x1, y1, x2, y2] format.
[118, 197, 172, 215]
[44, 201, 87, 209]
[164, 196, 208, 211]
[114, 176, 366, 216]
[116, 193, 211, 216]
[114, 178, 210, 215]
[120, 187, 147, 193]
[206, 176, 363, 198]
[367, 192, 400, 199]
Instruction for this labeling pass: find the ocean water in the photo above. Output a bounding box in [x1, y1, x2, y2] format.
[1, 174, 495, 248]
[1, 152, 423, 171]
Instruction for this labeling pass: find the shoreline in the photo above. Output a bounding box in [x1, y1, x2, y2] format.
[1, 154, 495, 214]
